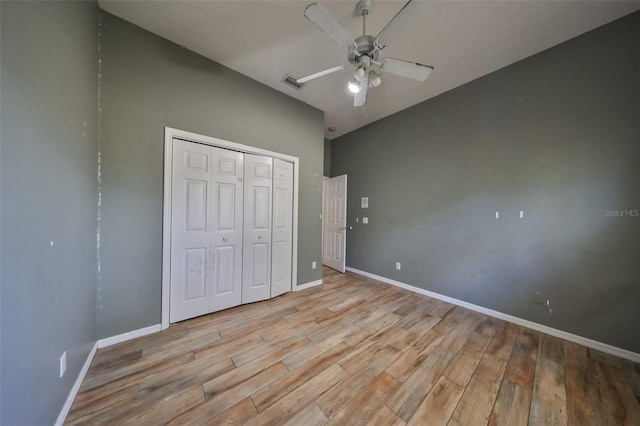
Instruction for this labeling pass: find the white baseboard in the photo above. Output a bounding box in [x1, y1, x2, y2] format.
[346, 267, 640, 364]
[96, 324, 162, 349]
[294, 279, 323, 291]
[54, 342, 98, 426]
[56, 324, 163, 424]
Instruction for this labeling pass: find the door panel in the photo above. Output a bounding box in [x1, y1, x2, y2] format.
[183, 248, 206, 300]
[218, 157, 237, 175]
[217, 183, 235, 230]
[335, 189, 344, 223]
[334, 232, 342, 262]
[322, 175, 347, 273]
[274, 189, 287, 226]
[242, 154, 273, 303]
[214, 245, 234, 293]
[252, 243, 270, 287]
[325, 230, 334, 258]
[210, 147, 244, 313]
[327, 195, 335, 223]
[186, 150, 208, 171]
[185, 180, 207, 230]
[253, 187, 270, 229]
[271, 159, 293, 297]
[171, 140, 212, 322]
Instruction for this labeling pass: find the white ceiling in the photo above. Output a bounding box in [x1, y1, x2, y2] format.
[98, 1, 640, 139]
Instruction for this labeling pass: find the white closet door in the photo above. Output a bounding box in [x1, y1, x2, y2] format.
[170, 139, 212, 322]
[271, 158, 294, 298]
[210, 147, 244, 312]
[242, 154, 273, 304]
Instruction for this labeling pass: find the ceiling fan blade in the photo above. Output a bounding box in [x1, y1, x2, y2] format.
[354, 73, 368, 107]
[296, 65, 346, 84]
[304, 3, 356, 50]
[380, 58, 434, 81]
[375, 0, 424, 49]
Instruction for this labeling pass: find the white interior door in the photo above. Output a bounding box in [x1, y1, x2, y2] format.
[167, 134, 297, 325]
[210, 147, 244, 312]
[323, 174, 347, 273]
[242, 154, 273, 303]
[271, 158, 293, 298]
[170, 140, 212, 322]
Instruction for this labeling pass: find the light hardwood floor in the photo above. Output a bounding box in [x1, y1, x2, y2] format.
[67, 267, 640, 425]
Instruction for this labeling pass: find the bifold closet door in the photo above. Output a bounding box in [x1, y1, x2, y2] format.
[242, 154, 273, 304]
[271, 158, 294, 298]
[209, 147, 244, 312]
[170, 140, 213, 323]
[170, 140, 293, 322]
[170, 140, 244, 323]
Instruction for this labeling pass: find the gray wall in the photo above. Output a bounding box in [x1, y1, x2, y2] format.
[98, 12, 324, 338]
[324, 138, 332, 177]
[332, 12, 640, 353]
[0, 3, 3, 422]
[0, 2, 3, 422]
[0, 1, 99, 424]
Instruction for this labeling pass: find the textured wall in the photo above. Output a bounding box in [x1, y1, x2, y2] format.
[324, 138, 332, 177]
[0, 1, 98, 424]
[332, 12, 640, 352]
[98, 11, 324, 338]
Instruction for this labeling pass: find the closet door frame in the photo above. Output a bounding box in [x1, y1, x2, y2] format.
[161, 127, 299, 330]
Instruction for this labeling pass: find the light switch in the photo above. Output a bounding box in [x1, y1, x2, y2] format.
[361, 197, 369, 208]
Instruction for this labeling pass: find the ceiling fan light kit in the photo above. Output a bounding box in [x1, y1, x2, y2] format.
[370, 71, 382, 87]
[348, 79, 361, 94]
[299, 0, 434, 107]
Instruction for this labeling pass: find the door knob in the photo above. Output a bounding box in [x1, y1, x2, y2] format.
[258, 235, 262, 239]
[222, 237, 227, 242]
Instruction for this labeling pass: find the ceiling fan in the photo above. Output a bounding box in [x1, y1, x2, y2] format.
[298, 0, 434, 107]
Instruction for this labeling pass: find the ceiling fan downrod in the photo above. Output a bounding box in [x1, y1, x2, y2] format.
[356, 0, 373, 37]
[362, 6, 368, 36]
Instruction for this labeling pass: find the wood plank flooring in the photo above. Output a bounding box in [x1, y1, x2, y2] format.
[67, 267, 640, 425]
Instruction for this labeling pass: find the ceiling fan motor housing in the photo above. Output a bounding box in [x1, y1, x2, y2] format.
[348, 35, 379, 64]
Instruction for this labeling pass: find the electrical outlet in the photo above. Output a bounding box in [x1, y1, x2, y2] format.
[532, 292, 543, 305]
[312, 261, 317, 269]
[396, 262, 401, 271]
[362, 217, 368, 224]
[60, 351, 67, 378]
